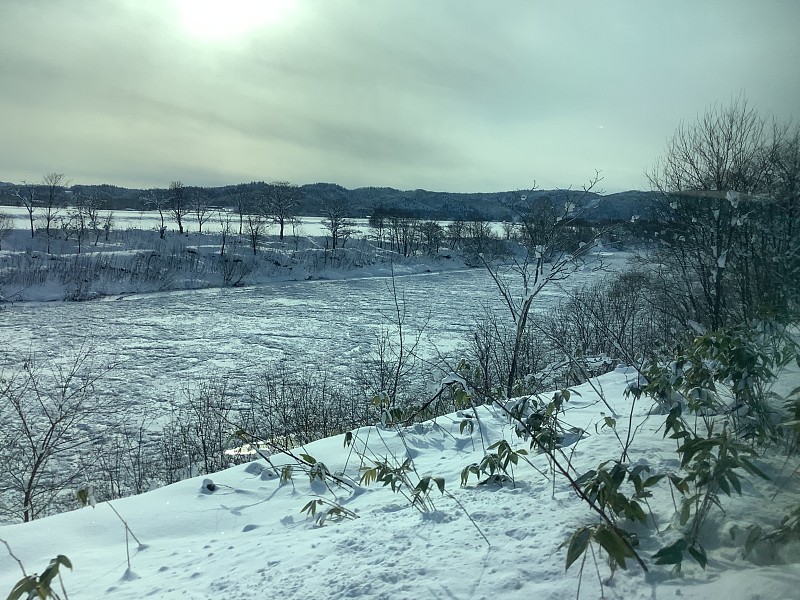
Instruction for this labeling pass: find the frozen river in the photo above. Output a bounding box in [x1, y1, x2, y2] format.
[1, 258, 620, 411]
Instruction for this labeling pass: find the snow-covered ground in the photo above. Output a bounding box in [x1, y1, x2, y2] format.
[0, 206, 373, 237]
[0, 206, 509, 238]
[1, 366, 798, 599]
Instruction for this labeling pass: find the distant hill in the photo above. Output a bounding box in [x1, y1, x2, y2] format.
[583, 190, 666, 222]
[0, 180, 662, 222]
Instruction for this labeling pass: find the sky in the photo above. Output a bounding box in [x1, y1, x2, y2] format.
[1, 0, 798, 194]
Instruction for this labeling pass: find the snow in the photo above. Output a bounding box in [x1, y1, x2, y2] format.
[2, 212, 798, 598]
[1, 367, 798, 599]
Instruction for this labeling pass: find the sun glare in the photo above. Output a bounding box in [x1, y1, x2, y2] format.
[176, 0, 292, 41]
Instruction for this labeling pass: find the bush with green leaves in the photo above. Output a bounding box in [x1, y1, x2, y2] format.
[618, 321, 798, 571]
[546, 320, 799, 582]
[460, 439, 532, 487]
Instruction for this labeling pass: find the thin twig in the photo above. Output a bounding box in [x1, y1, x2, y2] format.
[1, 538, 28, 577]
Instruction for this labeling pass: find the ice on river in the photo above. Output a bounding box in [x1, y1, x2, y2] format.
[2, 253, 625, 415]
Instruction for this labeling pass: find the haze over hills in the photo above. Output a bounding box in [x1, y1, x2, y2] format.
[0, 179, 663, 222]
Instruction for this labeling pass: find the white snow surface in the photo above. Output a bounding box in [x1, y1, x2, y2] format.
[2, 367, 798, 599]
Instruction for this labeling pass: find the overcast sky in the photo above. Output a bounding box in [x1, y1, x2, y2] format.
[1, 1, 798, 193]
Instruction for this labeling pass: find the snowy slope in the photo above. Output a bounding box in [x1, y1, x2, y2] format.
[1, 367, 798, 599]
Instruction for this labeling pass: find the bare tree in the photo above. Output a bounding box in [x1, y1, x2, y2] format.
[461, 215, 499, 262]
[92, 417, 158, 500]
[766, 124, 800, 316]
[190, 186, 213, 233]
[62, 201, 87, 253]
[322, 197, 354, 250]
[218, 210, 233, 257]
[446, 219, 465, 250]
[481, 173, 607, 396]
[168, 181, 190, 234]
[646, 96, 788, 328]
[0, 350, 118, 522]
[418, 220, 444, 256]
[60, 191, 106, 253]
[245, 213, 267, 255]
[369, 206, 388, 248]
[267, 181, 301, 241]
[80, 194, 106, 246]
[289, 216, 303, 252]
[10, 173, 68, 247]
[231, 183, 249, 236]
[244, 193, 270, 254]
[12, 182, 37, 238]
[102, 210, 114, 242]
[0, 212, 12, 250]
[387, 212, 419, 257]
[41, 172, 69, 252]
[360, 270, 428, 409]
[143, 190, 168, 238]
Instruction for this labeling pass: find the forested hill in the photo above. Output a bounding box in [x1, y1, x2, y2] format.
[0, 180, 662, 222]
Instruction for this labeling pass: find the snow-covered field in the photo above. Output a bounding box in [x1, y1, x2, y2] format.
[0, 206, 509, 238]
[0, 206, 373, 237]
[1, 366, 798, 599]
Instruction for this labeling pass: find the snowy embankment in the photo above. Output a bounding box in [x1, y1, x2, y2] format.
[1, 367, 798, 600]
[0, 226, 469, 303]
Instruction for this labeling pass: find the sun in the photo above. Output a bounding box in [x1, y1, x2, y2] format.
[176, 0, 293, 41]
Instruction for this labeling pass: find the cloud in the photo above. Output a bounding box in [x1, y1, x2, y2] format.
[0, 0, 797, 192]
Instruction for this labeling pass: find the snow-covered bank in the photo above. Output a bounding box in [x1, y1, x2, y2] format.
[0, 226, 470, 303]
[2, 367, 797, 600]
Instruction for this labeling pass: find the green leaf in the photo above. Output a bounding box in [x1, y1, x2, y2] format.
[343, 431, 353, 447]
[653, 538, 687, 565]
[739, 457, 769, 480]
[7, 576, 38, 600]
[669, 474, 689, 495]
[727, 470, 742, 495]
[679, 500, 692, 526]
[643, 474, 665, 488]
[300, 453, 317, 465]
[563, 526, 592, 571]
[300, 499, 322, 518]
[593, 526, 633, 570]
[433, 477, 445, 494]
[687, 543, 707, 569]
[575, 469, 597, 486]
[460, 464, 477, 487]
[625, 500, 648, 525]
